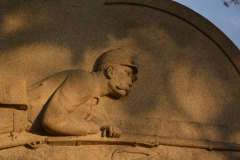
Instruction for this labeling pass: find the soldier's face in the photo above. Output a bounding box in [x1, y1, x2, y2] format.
[108, 65, 133, 98]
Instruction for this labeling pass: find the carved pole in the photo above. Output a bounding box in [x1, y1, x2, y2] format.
[46, 134, 240, 152]
[1, 132, 240, 152]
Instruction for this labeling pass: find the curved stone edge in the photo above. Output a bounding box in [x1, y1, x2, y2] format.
[105, 0, 240, 75]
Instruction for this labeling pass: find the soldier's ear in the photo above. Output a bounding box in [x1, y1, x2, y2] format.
[107, 66, 115, 79]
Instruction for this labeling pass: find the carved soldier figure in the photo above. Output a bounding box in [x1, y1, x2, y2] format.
[0, 49, 138, 138]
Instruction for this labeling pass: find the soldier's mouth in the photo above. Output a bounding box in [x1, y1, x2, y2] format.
[116, 84, 129, 92]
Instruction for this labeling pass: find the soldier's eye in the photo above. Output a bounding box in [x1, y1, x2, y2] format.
[125, 70, 132, 77]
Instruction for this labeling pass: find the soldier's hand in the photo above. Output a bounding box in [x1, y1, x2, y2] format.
[100, 125, 121, 138]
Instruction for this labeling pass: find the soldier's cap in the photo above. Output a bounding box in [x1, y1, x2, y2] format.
[97, 48, 138, 73]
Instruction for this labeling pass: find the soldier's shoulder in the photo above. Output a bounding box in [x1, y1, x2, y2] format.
[64, 69, 95, 89]
[66, 69, 92, 80]
[44, 69, 91, 82]
[27, 69, 91, 90]
[66, 69, 89, 76]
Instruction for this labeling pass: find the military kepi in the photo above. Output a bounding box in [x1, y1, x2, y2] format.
[97, 48, 138, 73]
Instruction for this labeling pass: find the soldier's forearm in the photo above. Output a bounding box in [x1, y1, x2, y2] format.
[41, 115, 100, 136]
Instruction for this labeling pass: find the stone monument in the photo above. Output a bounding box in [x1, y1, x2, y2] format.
[0, 0, 240, 159]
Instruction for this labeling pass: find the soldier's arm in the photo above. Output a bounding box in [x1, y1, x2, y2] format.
[41, 72, 100, 136]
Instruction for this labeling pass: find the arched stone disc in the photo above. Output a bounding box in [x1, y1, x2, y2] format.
[0, 0, 240, 159]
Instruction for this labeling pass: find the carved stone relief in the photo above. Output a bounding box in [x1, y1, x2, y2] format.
[1, 49, 137, 137]
[1, 0, 240, 159]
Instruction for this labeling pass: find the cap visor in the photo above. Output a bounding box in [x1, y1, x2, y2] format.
[123, 64, 138, 73]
